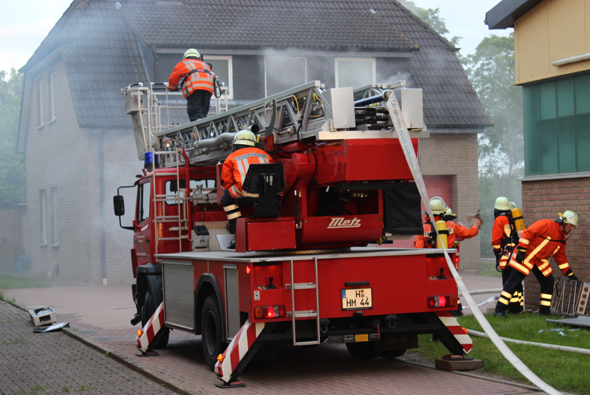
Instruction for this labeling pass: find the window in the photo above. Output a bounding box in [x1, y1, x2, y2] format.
[40, 189, 47, 245]
[265, 57, 307, 96]
[51, 187, 58, 246]
[137, 182, 151, 224]
[523, 73, 590, 176]
[203, 55, 233, 99]
[335, 58, 376, 89]
[165, 179, 216, 205]
[37, 78, 44, 128]
[49, 71, 56, 122]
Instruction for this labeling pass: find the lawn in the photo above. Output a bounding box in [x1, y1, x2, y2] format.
[412, 312, 590, 395]
[476, 260, 502, 277]
[0, 273, 50, 290]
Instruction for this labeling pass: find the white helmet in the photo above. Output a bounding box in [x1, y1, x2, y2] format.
[430, 197, 446, 216]
[184, 48, 201, 59]
[234, 130, 256, 147]
[495, 197, 510, 211]
[559, 210, 579, 227]
[509, 201, 518, 210]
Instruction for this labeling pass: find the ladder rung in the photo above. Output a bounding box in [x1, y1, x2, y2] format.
[157, 236, 189, 241]
[286, 283, 317, 290]
[294, 340, 321, 346]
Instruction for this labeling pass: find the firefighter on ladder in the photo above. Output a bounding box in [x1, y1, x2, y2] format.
[221, 130, 274, 249]
[492, 197, 524, 314]
[493, 211, 580, 318]
[415, 197, 482, 316]
[167, 48, 215, 122]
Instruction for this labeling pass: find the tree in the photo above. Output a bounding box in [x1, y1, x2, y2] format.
[0, 68, 25, 205]
[399, 1, 461, 46]
[463, 34, 524, 257]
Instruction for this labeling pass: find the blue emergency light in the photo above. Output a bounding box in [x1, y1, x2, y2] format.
[144, 152, 158, 169]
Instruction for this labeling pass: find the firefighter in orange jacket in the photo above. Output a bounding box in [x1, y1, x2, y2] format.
[221, 130, 274, 247]
[168, 48, 215, 122]
[414, 197, 481, 249]
[493, 211, 580, 318]
[492, 197, 523, 313]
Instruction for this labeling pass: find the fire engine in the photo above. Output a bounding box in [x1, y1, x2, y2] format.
[114, 80, 472, 387]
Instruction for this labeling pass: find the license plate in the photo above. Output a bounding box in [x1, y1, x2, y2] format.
[341, 288, 372, 310]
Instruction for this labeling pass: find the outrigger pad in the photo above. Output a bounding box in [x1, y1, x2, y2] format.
[215, 381, 246, 389]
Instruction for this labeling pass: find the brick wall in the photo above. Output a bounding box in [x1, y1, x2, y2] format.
[521, 177, 590, 311]
[419, 133, 481, 271]
[22, 59, 141, 284]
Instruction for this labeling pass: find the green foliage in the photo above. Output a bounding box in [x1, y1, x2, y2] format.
[0, 68, 25, 205]
[415, 313, 590, 395]
[398, 0, 461, 47]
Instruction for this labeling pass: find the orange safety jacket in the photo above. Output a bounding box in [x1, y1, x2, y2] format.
[168, 58, 214, 98]
[414, 216, 479, 249]
[508, 219, 570, 277]
[221, 147, 274, 198]
[492, 214, 517, 269]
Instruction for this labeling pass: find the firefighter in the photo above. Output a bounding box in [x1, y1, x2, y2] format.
[414, 197, 481, 249]
[493, 211, 580, 318]
[491, 197, 523, 314]
[167, 48, 215, 122]
[221, 130, 274, 248]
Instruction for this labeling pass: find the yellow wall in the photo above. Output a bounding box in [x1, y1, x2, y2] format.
[514, 0, 590, 84]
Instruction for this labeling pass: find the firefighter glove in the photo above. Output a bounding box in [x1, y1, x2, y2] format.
[566, 270, 579, 281]
[515, 247, 527, 263]
[494, 249, 502, 257]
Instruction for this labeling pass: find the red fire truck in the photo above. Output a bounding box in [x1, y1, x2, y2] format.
[114, 81, 472, 386]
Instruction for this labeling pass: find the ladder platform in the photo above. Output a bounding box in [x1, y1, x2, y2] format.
[286, 283, 317, 290]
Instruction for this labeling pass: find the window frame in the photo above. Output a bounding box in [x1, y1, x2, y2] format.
[137, 181, 151, 225]
[334, 57, 377, 89]
[49, 71, 56, 123]
[202, 55, 233, 100]
[40, 189, 47, 246]
[264, 56, 308, 97]
[37, 77, 44, 129]
[51, 187, 59, 246]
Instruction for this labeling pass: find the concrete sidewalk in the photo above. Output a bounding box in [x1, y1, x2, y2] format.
[3, 273, 540, 395]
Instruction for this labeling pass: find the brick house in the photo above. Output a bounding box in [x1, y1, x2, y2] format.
[17, 0, 489, 284]
[487, 0, 590, 312]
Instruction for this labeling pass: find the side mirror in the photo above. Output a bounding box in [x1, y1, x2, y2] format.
[114, 195, 125, 216]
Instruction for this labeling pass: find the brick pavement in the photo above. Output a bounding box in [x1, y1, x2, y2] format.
[2, 275, 541, 395]
[0, 301, 178, 395]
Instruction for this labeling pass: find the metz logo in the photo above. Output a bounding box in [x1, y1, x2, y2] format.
[328, 217, 361, 229]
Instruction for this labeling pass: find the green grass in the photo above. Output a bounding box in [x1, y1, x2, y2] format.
[412, 312, 590, 395]
[476, 260, 502, 277]
[0, 273, 50, 289]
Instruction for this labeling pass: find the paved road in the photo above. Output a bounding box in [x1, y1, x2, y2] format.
[3, 273, 542, 395]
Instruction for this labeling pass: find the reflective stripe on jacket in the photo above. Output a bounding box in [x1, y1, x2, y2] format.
[221, 148, 274, 198]
[168, 59, 214, 98]
[508, 219, 569, 277]
[414, 216, 478, 249]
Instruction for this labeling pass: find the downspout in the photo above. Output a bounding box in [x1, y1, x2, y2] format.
[100, 128, 107, 285]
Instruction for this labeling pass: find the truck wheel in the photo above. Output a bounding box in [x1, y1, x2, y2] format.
[201, 295, 225, 370]
[141, 290, 170, 349]
[345, 342, 378, 360]
[378, 349, 406, 358]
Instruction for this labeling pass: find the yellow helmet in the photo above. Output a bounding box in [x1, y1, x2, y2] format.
[494, 197, 510, 210]
[429, 197, 446, 216]
[184, 48, 201, 59]
[558, 210, 579, 227]
[234, 130, 256, 147]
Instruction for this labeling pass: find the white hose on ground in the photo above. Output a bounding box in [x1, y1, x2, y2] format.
[387, 94, 562, 395]
[466, 329, 590, 355]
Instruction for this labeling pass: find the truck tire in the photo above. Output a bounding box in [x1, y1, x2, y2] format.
[378, 349, 406, 358]
[201, 295, 225, 370]
[141, 290, 170, 349]
[345, 342, 378, 360]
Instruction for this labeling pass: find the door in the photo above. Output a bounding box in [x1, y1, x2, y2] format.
[134, 180, 152, 266]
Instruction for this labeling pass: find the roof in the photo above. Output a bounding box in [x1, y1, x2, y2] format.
[21, 0, 490, 133]
[485, 0, 544, 29]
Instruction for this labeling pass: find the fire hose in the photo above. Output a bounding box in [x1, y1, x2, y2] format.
[386, 93, 562, 395]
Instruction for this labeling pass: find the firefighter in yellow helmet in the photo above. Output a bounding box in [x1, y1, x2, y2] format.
[220, 130, 274, 248]
[491, 197, 523, 313]
[168, 49, 216, 121]
[493, 211, 580, 318]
